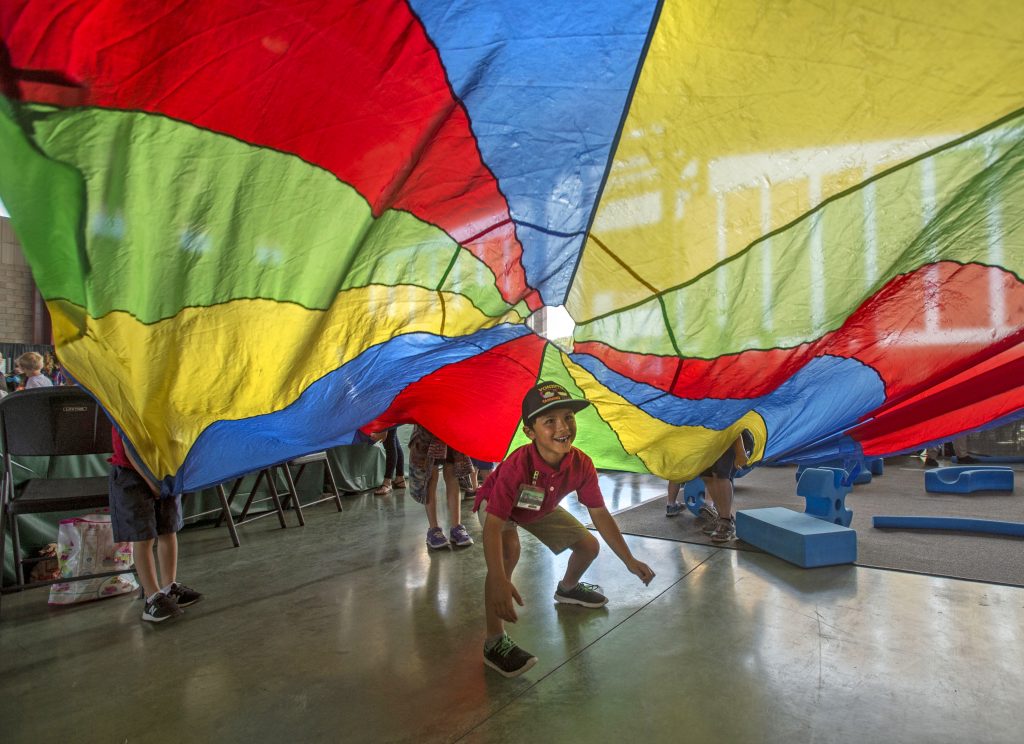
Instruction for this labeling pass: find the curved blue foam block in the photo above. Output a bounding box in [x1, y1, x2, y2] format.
[868, 458, 884, 476]
[924, 466, 1014, 494]
[796, 468, 854, 527]
[872, 515, 1024, 537]
[682, 479, 706, 516]
[966, 455, 1024, 464]
[737, 507, 857, 567]
[795, 463, 871, 485]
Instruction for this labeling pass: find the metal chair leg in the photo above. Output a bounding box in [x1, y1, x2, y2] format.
[323, 458, 344, 512]
[216, 484, 240, 548]
[279, 464, 306, 527]
[11, 513, 24, 586]
[264, 470, 290, 528]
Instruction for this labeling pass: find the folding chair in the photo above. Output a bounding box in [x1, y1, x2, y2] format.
[214, 468, 290, 546]
[275, 451, 344, 526]
[181, 483, 242, 548]
[0, 387, 134, 610]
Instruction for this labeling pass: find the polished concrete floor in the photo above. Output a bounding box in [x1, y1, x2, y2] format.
[2, 470, 1023, 743]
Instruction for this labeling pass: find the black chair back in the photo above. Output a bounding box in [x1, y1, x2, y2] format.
[0, 387, 112, 458]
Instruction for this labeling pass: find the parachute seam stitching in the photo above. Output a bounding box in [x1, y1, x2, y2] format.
[560, 0, 667, 307]
[575, 104, 1024, 326]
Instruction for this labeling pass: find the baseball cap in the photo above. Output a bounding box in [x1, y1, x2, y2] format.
[522, 381, 590, 425]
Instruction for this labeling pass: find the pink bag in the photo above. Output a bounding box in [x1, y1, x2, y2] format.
[48, 511, 138, 605]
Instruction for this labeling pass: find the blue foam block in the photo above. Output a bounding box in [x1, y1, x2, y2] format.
[967, 454, 1024, 464]
[872, 515, 1024, 537]
[682, 479, 707, 516]
[868, 458, 884, 476]
[795, 462, 872, 485]
[736, 507, 857, 568]
[924, 466, 1014, 494]
[796, 468, 854, 527]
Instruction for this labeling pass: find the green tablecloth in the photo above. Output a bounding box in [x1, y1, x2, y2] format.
[3, 443, 384, 584]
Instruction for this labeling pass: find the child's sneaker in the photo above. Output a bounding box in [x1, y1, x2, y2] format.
[167, 582, 203, 607]
[710, 516, 736, 543]
[449, 524, 474, 547]
[665, 501, 684, 517]
[553, 581, 608, 608]
[142, 593, 184, 623]
[696, 501, 720, 528]
[483, 633, 538, 678]
[426, 527, 450, 550]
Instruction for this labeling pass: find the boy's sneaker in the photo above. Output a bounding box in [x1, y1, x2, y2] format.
[426, 527, 450, 550]
[711, 517, 736, 543]
[554, 581, 608, 608]
[142, 593, 184, 623]
[167, 582, 203, 607]
[483, 634, 538, 678]
[665, 501, 685, 517]
[449, 524, 474, 547]
[697, 502, 718, 527]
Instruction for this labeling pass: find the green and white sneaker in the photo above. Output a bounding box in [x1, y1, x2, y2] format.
[483, 634, 538, 678]
[554, 581, 608, 608]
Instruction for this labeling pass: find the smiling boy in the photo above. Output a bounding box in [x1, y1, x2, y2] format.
[472, 381, 656, 677]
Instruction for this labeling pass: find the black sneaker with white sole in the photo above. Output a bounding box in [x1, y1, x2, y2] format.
[167, 582, 203, 607]
[483, 634, 538, 678]
[142, 593, 184, 623]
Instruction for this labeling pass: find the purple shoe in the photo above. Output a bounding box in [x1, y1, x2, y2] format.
[450, 524, 474, 547]
[426, 527, 450, 550]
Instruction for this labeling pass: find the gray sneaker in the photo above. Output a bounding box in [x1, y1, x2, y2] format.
[711, 516, 736, 543]
[665, 501, 685, 517]
[483, 634, 538, 678]
[697, 502, 718, 527]
[554, 581, 608, 608]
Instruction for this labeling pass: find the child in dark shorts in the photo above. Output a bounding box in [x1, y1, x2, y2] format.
[108, 428, 202, 623]
[700, 432, 752, 542]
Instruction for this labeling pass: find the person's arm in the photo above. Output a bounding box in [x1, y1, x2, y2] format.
[123, 446, 161, 497]
[483, 514, 523, 622]
[732, 435, 749, 469]
[588, 506, 655, 585]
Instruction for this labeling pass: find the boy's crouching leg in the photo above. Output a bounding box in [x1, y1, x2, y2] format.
[554, 534, 607, 608]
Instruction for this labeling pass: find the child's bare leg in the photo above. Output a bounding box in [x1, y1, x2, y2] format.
[443, 463, 461, 526]
[666, 481, 681, 504]
[424, 468, 440, 529]
[132, 538, 159, 597]
[558, 532, 600, 589]
[707, 475, 733, 518]
[485, 528, 521, 637]
[156, 532, 178, 587]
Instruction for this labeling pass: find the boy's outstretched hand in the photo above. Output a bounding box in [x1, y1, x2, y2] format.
[626, 557, 656, 585]
[487, 574, 524, 623]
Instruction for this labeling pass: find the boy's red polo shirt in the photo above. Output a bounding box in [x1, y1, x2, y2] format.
[473, 443, 604, 524]
[108, 428, 132, 468]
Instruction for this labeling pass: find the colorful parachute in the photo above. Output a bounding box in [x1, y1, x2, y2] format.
[1, 1, 1022, 492]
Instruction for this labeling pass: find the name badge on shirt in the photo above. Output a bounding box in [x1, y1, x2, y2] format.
[515, 484, 546, 511]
